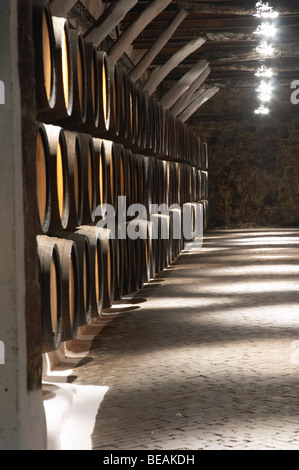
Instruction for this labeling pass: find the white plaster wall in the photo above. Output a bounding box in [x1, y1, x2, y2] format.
[0, 0, 46, 450]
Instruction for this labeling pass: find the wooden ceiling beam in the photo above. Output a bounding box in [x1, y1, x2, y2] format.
[129, 8, 188, 83]
[160, 60, 208, 109]
[107, 0, 173, 62]
[144, 36, 206, 95]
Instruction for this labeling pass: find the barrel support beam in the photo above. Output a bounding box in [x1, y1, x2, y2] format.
[129, 8, 188, 83]
[84, 0, 138, 47]
[143, 36, 206, 95]
[170, 65, 211, 116]
[159, 60, 208, 109]
[178, 87, 220, 122]
[107, 0, 173, 62]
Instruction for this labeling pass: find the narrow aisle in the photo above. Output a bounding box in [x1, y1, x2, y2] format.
[72, 229, 299, 450]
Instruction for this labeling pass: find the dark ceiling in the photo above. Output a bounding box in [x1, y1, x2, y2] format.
[50, 0, 299, 120]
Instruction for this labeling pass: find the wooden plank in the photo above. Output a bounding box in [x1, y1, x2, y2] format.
[143, 36, 206, 95]
[107, 0, 173, 62]
[129, 9, 188, 83]
[171, 67, 211, 116]
[159, 60, 208, 109]
[178, 87, 220, 122]
[85, 0, 138, 47]
[49, 0, 77, 17]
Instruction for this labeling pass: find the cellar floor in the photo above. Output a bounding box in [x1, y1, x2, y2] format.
[44, 229, 299, 450]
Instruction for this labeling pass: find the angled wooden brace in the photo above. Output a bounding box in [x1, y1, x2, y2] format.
[178, 87, 220, 122]
[107, 0, 173, 62]
[143, 36, 206, 95]
[170, 66, 211, 116]
[129, 8, 188, 83]
[85, 0, 138, 47]
[159, 60, 208, 109]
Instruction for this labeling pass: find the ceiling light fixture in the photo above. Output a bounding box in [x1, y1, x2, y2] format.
[255, 65, 273, 78]
[253, 2, 278, 115]
[253, 22, 277, 38]
[256, 41, 274, 56]
[254, 2, 279, 19]
[254, 104, 270, 115]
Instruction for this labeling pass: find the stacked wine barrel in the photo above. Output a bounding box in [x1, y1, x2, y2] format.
[33, 0, 209, 354]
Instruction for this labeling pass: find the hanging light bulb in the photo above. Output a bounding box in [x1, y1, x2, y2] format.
[255, 65, 273, 77]
[254, 2, 278, 19]
[256, 80, 273, 102]
[256, 41, 274, 56]
[253, 22, 277, 38]
[255, 65, 273, 78]
[254, 104, 270, 115]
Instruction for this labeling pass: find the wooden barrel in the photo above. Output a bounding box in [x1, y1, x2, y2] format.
[94, 227, 115, 309]
[143, 92, 155, 154]
[128, 153, 138, 207]
[36, 123, 70, 233]
[113, 227, 124, 301]
[50, 237, 80, 342]
[51, 16, 73, 122]
[201, 170, 208, 200]
[169, 206, 182, 260]
[134, 154, 147, 208]
[121, 232, 131, 295]
[37, 235, 63, 353]
[201, 141, 208, 170]
[76, 227, 104, 317]
[138, 91, 149, 152]
[95, 51, 110, 136]
[93, 138, 107, 209]
[105, 60, 121, 140]
[102, 140, 117, 209]
[141, 156, 153, 215]
[127, 236, 139, 293]
[57, 29, 87, 129]
[56, 231, 92, 326]
[161, 107, 169, 158]
[150, 213, 170, 273]
[131, 82, 143, 151]
[33, 0, 57, 121]
[202, 199, 209, 230]
[183, 202, 197, 243]
[79, 42, 99, 133]
[63, 131, 83, 229]
[195, 168, 202, 202]
[118, 144, 126, 200]
[136, 220, 151, 285]
[79, 133, 96, 224]
[123, 148, 133, 209]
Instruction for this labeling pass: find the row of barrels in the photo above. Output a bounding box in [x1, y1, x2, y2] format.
[36, 123, 208, 235]
[32, 0, 208, 169]
[37, 200, 206, 353]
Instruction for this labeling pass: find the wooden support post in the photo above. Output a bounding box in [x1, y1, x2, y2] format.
[159, 60, 208, 109]
[178, 87, 220, 122]
[170, 66, 210, 116]
[107, 0, 173, 62]
[129, 9, 188, 83]
[49, 0, 77, 17]
[85, 0, 138, 47]
[143, 36, 206, 95]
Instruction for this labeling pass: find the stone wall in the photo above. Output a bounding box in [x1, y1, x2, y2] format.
[190, 87, 299, 229]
